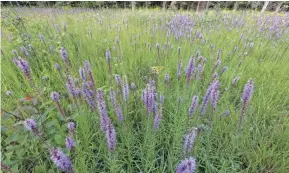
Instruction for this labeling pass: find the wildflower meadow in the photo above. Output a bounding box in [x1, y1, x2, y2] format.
[1, 5, 289, 173]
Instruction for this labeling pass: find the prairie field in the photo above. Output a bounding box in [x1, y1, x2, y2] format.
[1, 7, 289, 173]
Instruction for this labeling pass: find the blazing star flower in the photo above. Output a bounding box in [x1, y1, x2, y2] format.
[200, 82, 214, 117]
[186, 56, 195, 86]
[49, 148, 73, 172]
[177, 59, 182, 80]
[55, 24, 61, 34]
[239, 79, 254, 128]
[54, 64, 60, 71]
[82, 82, 96, 111]
[67, 122, 75, 133]
[122, 76, 129, 101]
[20, 46, 29, 57]
[176, 157, 196, 173]
[153, 109, 162, 130]
[51, 91, 60, 102]
[189, 96, 199, 117]
[105, 122, 117, 151]
[13, 58, 32, 81]
[96, 89, 111, 131]
[106, 50, 111, 62]
[60, 47, 69, 66]
[232, 76, 240, 87]
[197, 63, 205, 80]
[183, 129, 197, 154]
[24, 119, 39, 136]
[210, 80, 219, 109]
[115, 74, 121, 86]
[66, 75, 75, 98]
[130, 82, 136, 90]
[65, 136, 75, 150]
[142, 84, 156, 114]
[220, 66, 227, 76]
[79, 67, 86, 81]
[160, 94, 165, 105]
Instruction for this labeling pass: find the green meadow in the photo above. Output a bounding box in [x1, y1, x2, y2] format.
[1, 7, 289, 173]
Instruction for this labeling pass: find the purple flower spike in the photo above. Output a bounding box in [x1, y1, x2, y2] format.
[189, 96, 199, 117]
[84, 60, 96, 91]
[142, 84, 157, 114]
[106, 50, 111, 61]
[60, 47, 69, 66]
[51, 91, 60, 102]
[97, 89, 111, 131]
[220, 66, 227, 76]
[114, 103, 124, 122]
[200, 82, 214, 117]
[49, 148, 73, 172]
[54, 63, 60, 71]
[123, 76, 129, 101]
[79, 67, 86, 81]
[130, 82, 136, 90]
[160, 94, 165, 105]
[177, 59, 182, 80]
[55, 24, 61, 34]
[183, 129, 197, 154]
[232, 76, 240, 87]
[20, 46, 29, 57]
[212, 59, 221, 73]
[153, 109, 162, 130]
[210, 80, 219, 109]
[65, 136, 75, 150]
[109, 88, 116, 106]
[82, 82, 96, 111]
[176, 157, 196, 173]
[68, 122, 75, 132]
[115, 74, 121, 86]
[238, 79, 254, 129]
[105, 122, 117, 151]
[186, 56, 195, 86]
[241, 79, 254, 114]
[24, 119, 39, 136]
[13, 58, 32, 81]
[197, 63, 205, 80]
[66, 75, 75, 98]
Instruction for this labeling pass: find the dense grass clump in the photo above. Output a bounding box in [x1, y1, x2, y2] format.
[1, 8, 289, 173]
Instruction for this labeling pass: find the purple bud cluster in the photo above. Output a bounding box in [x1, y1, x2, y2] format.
[176, 157, 196, 173]
[60, 47, 69, 66]
[96, 89, 111, 131]
[186, 56, 195, 86]
[51, 91, 60, 102]
[82, 82, 96, 111]
[188, 96, 199, 117]
[66, 75, 76, 98]
[13, 58, 32, 80]
[123, 76, 129, 101]
[24, 119, 39, 136]
[183, 129, 197, 154]
[142, 84, 157, 115]
[49, 148, 73, 172]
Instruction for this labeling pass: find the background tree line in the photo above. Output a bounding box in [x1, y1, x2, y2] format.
[1, 1, 289, 12]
